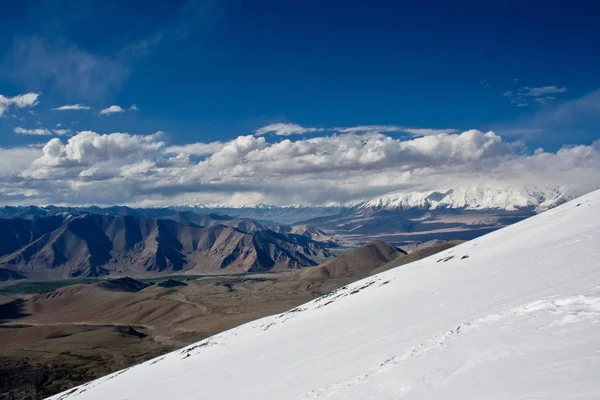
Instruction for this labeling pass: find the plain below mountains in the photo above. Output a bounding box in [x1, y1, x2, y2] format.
[0, 212, 333, 281]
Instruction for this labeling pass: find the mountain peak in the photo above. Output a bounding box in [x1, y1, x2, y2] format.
[357, 184, 575, 212]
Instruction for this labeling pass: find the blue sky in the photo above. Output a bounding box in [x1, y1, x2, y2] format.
[0, 1, 599, 206]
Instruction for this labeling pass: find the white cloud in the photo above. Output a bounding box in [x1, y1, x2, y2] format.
[227, 130, 512, 174]
[523, 86, 568, 97]
[14, 127, 51, 136]
[165, 141, 226, 156]
[100, 105, 126, 115]
[1, 128, 598, 206]
[52, 104, 91, 111]
[0, 147, 41, 177]
[120, 160, 156, 177]
[203, 135, 267, 167]
[255, 124, 458, 138]
[402, 128, 459, 136]
[21, 130, 164, 180]
[99, 104, 138, 115]
[254, 123, 325, 136]
[337, 125, 404, 133]
[0, 92, 40, 117]
[14, 127, 70, 136]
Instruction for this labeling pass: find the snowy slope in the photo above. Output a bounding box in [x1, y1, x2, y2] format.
[48, 190, 600, 400]
[358, 184, 573, 212]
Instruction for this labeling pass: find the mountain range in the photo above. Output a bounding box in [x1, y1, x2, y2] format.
[0, 212, 332, 281]
[175, 184, 575, 222]
[0, 184, 582, 280]
[0, 184, 575, 223]
[294, 185, 575, 246]
[177, 185, 577, 246]
[355, 185, 572, 212]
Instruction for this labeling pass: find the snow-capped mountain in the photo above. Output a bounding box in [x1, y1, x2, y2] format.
[357, 184, 574, 212]
[175, 185, 578, 225]
[49, 189, 600, 399]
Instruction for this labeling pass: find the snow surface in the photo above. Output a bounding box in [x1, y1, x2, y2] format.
[48, 190, 600, 400]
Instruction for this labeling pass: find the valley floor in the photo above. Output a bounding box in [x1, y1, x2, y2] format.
[0, 275, 352, 399]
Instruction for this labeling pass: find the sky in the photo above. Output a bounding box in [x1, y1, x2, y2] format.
[0, 0, 599, 206]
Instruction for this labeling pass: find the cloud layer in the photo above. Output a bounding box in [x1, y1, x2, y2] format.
[99, 104, 137, 115]
[2, 128, 598, 206]
[14, 127, 70, 136]
[0, 92, 40, 117]
[253, 123, 459, 138]
[14, 127, 52, 136]
[52, 104, 90, 111]
[100, 105, 126, 115]
[254, 123, 324, 136]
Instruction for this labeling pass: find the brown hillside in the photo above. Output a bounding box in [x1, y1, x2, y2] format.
[284, 241, 407, 280]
